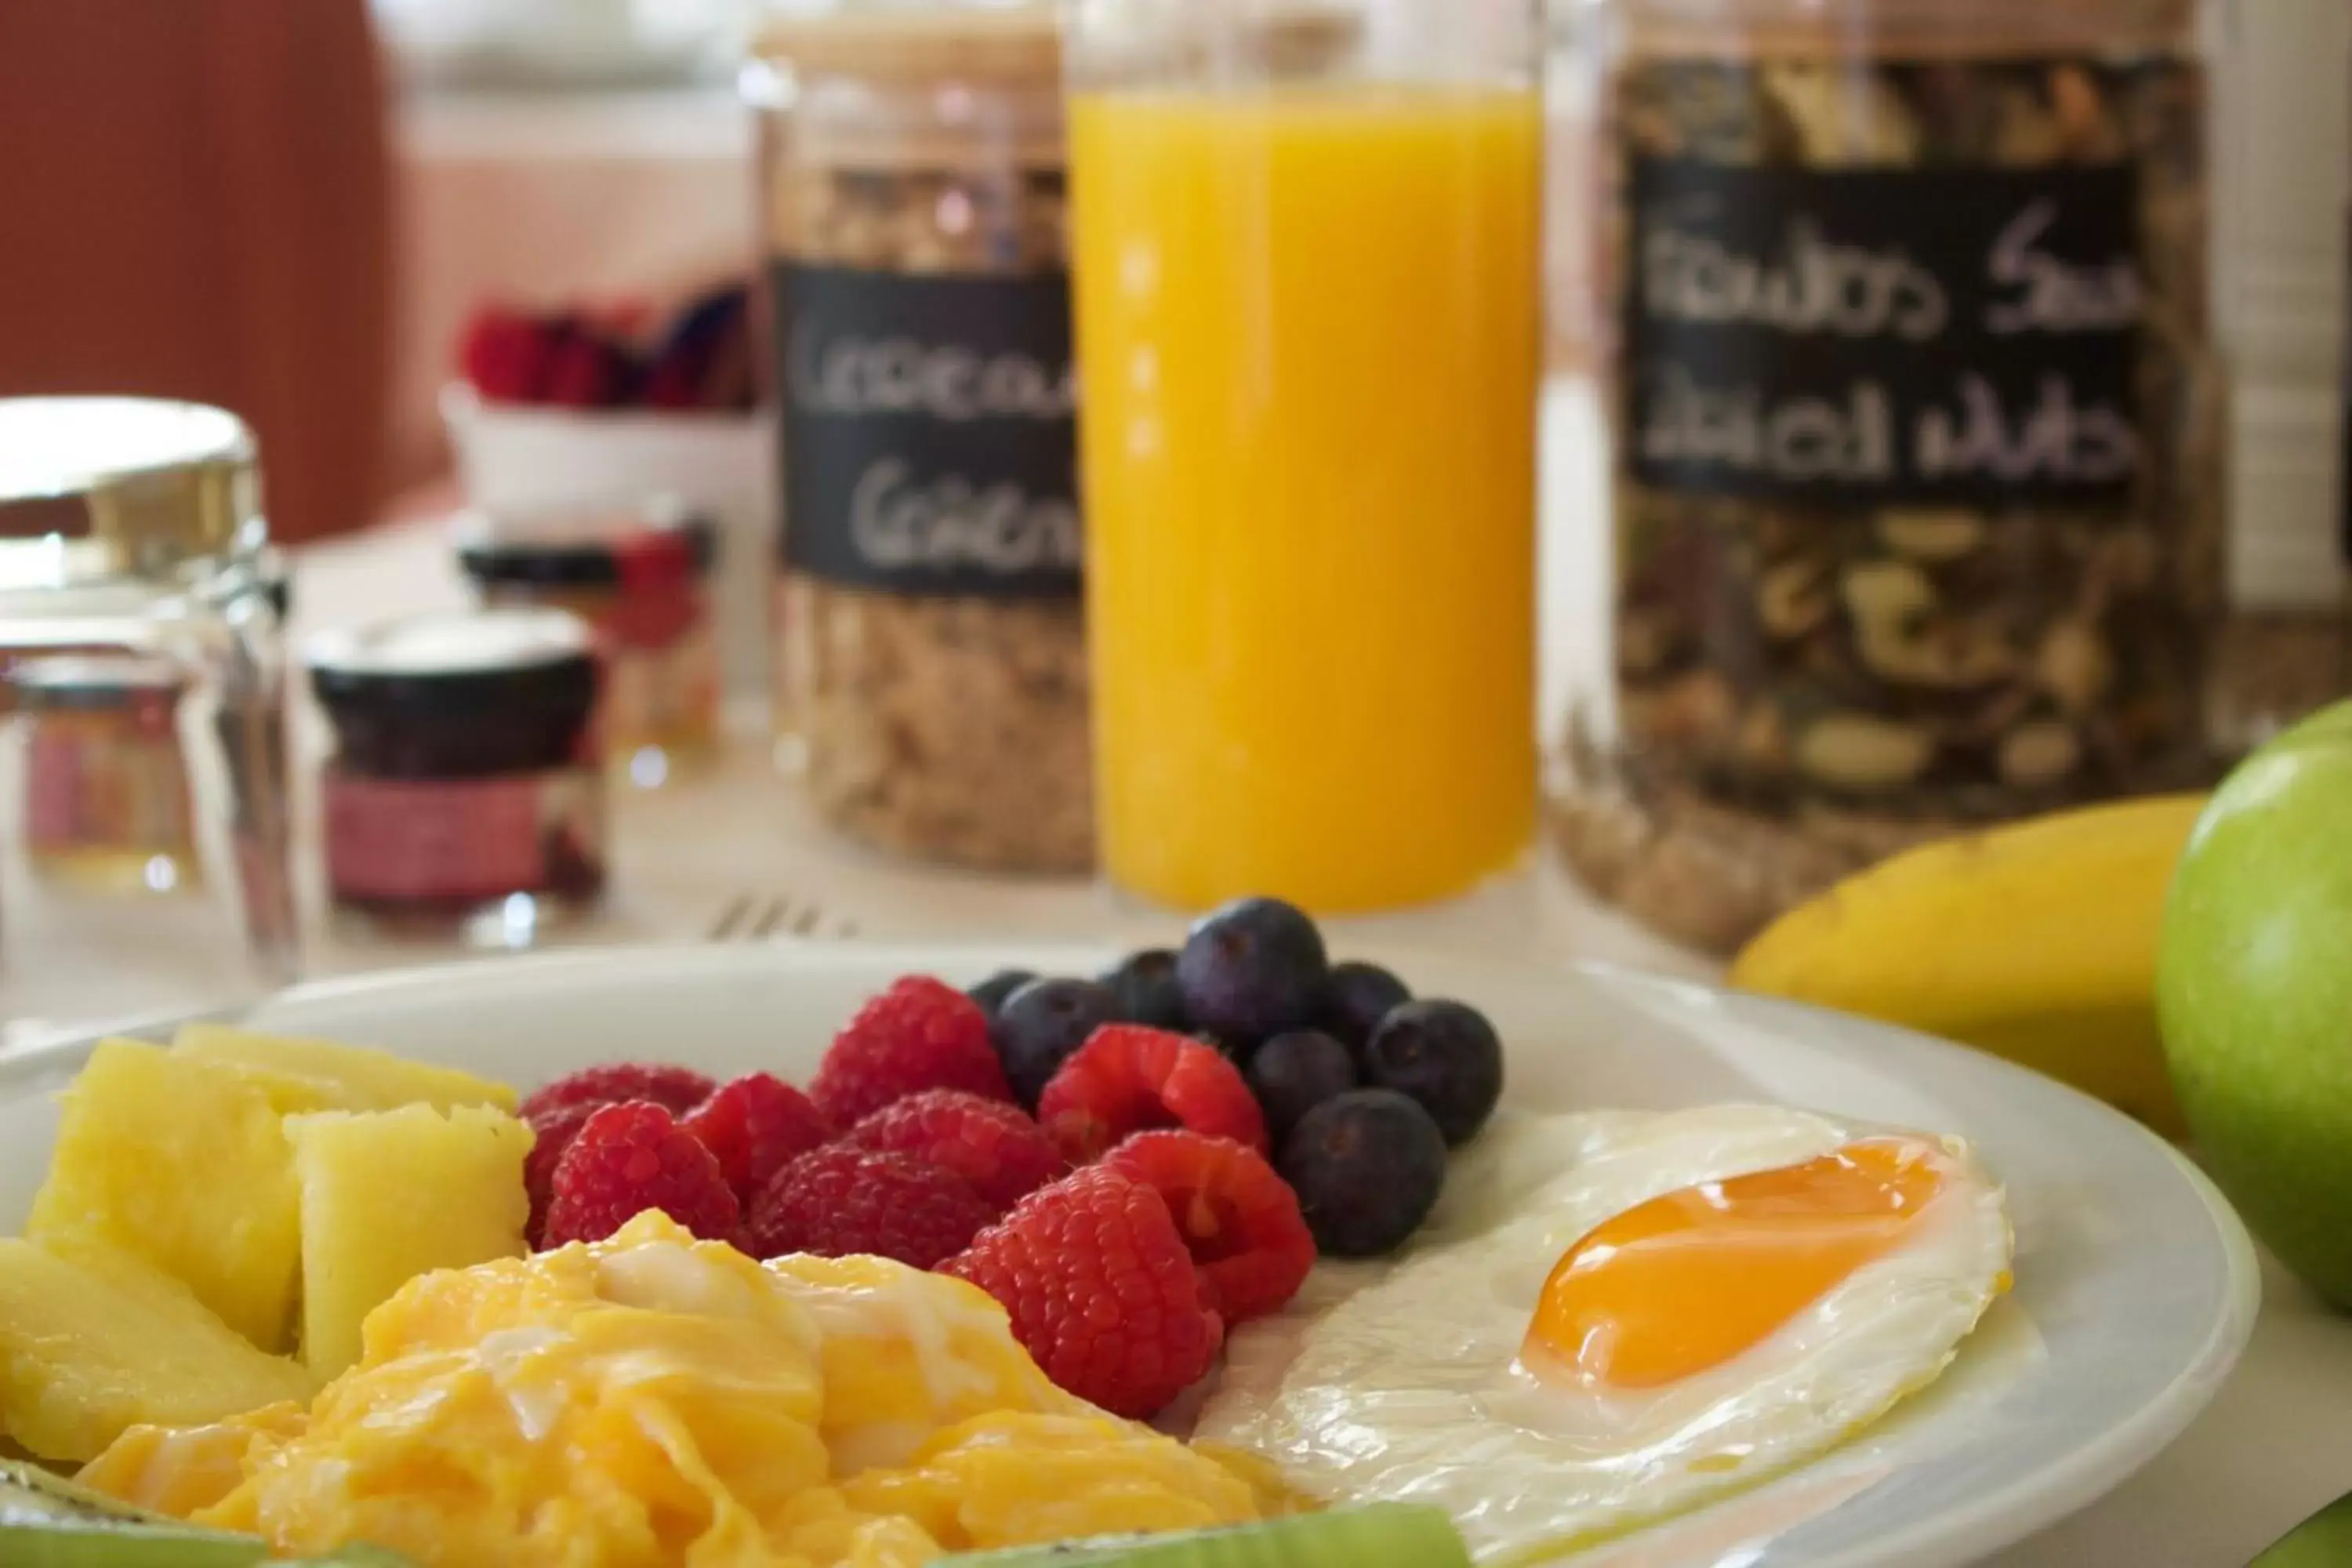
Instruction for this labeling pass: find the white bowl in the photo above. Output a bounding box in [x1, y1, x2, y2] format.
[442, 384, 775, 703]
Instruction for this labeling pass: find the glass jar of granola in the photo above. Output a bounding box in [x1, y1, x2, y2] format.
[1558, 0, 2230, 953]
[749, 0, 1091, 873]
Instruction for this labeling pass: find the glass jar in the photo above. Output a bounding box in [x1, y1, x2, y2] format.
[2203, 1, 2352, 751]
[307, 609, 606, 946]
[14, 655, 198, 891]
[0, 398, 297, 1024]
[455, 502, 722, 788]
[750, 0, 1093, 873]
[1067, 0, 1544, 914]
[1558, 0, 2229, 953]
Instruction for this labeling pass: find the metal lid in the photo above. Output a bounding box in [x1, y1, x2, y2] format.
[452, 501, 717, 590]
[753, 0, 1363, 84]
[0, 399, 267, 572]
[1617, 0, 2201, 59]
[753, 0, 1062, 83]
[307, 607, 593, 681]
[307, 608, 600, 733]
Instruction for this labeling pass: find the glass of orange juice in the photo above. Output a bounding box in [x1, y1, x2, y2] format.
[1068, 0, 1544, 915]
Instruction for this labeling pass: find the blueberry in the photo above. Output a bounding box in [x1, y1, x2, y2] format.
[1099, 947, 1189, 1030]
[993, 977, 1121, 1109]
[1278, 1090, 1447, 1258]
[1177, 896, 1329, 1041]
[1319, 960, 1413, 1052]
[1247, 1030, 1358, 1141]
[966, 969, 1038, 1022]
[1361, 999, 1503, 1146]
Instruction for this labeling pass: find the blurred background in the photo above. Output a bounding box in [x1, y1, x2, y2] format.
[0, 0, 2344, 1023]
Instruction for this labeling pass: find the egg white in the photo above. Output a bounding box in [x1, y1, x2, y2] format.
[1195, 1105, 2013, 1563]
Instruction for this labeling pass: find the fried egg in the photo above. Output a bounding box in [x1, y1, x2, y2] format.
[1196, 1105, 2013, 1563]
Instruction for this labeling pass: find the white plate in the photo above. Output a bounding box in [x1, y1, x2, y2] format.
[0, 944, 2257, 1568]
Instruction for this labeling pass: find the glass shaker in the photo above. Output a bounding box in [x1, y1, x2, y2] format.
[1559, 0, 2228, 953]
[0, 398, 296, 1029]
[1066, 0, 1546, 914]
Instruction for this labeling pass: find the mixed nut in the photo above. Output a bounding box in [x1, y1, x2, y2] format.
[1564, 16, 2225, 952]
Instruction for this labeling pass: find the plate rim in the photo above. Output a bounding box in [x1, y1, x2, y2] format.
[0, 943, 2263, 1567]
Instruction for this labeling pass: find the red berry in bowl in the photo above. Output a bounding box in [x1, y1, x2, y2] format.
[522, 1101, 598, 1248]
[942, 1165, 1222, 1418]
[681, 1073, 833, 1202]
[744, 1145, 994, 1270]
[811, 976, 1011, 1127]
[520, 1062, 716, 1126]
[541, 1101, 741, 1249]
[1102, 1130, 1315, 1323]
[1037, 1025, 1268, 1163]
[841, 1090, 1066, 1212]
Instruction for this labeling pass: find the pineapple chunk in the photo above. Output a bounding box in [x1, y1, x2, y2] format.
[171, 1022, 517, 1116]
[0, 1240, 314, 1462]
[27, 1040, 301, 1352]
[285, 1104, 534, 1377]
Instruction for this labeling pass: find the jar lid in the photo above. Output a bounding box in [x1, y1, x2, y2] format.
[1617, 0, 2200, 59]
[0, 398, 266, 569]
[453, 503, 717, 591]
[306, 608, 598, 717]
[9, 654, 187, 711]
[754, 0, 1062, 83]
[753, 0, 1363, 84]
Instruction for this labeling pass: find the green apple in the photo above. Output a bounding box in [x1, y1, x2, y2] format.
[2253, 1490, 2352, 1567]
[2158, 699, 2352, 1307]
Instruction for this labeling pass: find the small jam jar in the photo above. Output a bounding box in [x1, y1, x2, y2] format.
[13, 655, 199, 894]
[455, 503, 720, 788]
[307, 609, 605, 945]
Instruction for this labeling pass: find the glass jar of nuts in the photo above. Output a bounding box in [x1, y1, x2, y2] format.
[749, 0, 1091, 873]
[1558, 0, 2230, 953]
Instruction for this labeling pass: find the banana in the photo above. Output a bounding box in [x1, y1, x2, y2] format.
[1729, 793, 2211, 1138]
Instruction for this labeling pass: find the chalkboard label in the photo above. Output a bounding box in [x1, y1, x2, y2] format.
[774, 264, 1081, 597]
[1624, 159, 2143, 506]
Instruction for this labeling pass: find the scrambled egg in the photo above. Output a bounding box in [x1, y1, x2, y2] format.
[78, 1213, 1269, 1566]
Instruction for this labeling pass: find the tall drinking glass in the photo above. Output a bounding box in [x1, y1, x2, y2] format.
[1069, 0, 1544, 915]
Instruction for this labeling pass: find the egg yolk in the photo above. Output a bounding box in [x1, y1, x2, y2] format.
[1523, 1139, 1947, 1392]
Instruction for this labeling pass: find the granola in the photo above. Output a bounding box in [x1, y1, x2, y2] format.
[756, 39, 1092, 874]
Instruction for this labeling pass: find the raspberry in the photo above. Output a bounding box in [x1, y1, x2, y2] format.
[1036, 1026, 1269, 1163]
[942, 1166, 1222, 1419]
[457, 307, 554, 403]
[810, 976, 1011, 1128]
[519, 1062, 716, 1127]
[541, 1102, 741, 1250]
[681, 1073, 833, 1201]
[842, 1091, 1068, 1212]
[541, 318, 637, 409]
[1102, 1131, 1315, 1324]
[523, 1102, 598, 1248]
[744, 1146, 994, 1270]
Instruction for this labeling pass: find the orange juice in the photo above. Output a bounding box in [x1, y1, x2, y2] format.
[1071, 85, 1542, 913]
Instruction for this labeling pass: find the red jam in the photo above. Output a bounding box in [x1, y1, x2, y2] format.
[307, 609, 605, 942]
